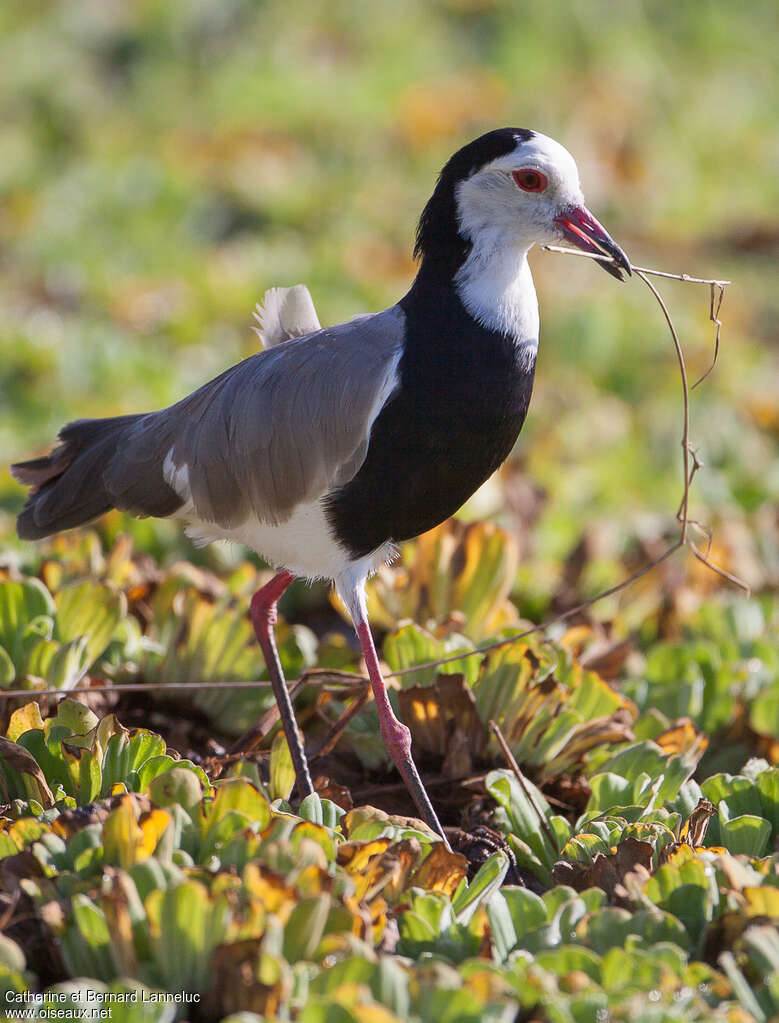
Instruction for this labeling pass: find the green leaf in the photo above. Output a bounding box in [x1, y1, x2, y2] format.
[101, 731, 131, 797]
[62, 895, 119, 980]
[587, 772, 634, 812]
[29, 636, 91, 691]
[269, 731, 296, 801]
[53, 699, 99, 737]
[486, 769, 556, 881]
[0, 578, 55, 667]
[750, 688, 779, 741]
[592, 741, 691, 807]
[200, 777, 272, 861]
[208, 777, 271, 828]
[451, 850, 509, 924]
[485, 891, 517, 962]
[15, 727, 71, 797]
[643, 859, 712, 945]
[578, 906, 689, 954]
[61, 741, 102, 804]
[55, 580, 126, 670]
[719, 812, 771, 857]
[500, 886, 548, 940]
[127, 731, 167, 773]
[536, 944, 602, 981]
[282, 894, 331, 961]
[298, 791, 324, 825]
[149, 880, 230, 993]
[148, 766, 203, 815]
[756, 768, 779, 838]
[136, 755, 183, 792]
[0, 645, 15, 687]
[384, 622, 477, 687]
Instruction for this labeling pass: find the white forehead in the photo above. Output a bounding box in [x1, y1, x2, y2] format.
[481, 132, 581, 188]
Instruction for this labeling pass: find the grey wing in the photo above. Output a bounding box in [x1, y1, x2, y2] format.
[105, 306, 405, 528]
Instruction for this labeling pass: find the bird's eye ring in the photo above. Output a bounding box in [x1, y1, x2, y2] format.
[512, 169, 548, 193]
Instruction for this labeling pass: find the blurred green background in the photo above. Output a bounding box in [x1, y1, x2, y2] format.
[1, 0, 776, 604]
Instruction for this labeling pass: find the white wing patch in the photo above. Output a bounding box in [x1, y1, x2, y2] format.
[163, 448, 192, 502]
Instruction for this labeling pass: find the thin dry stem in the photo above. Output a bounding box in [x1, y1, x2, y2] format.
[633, 268, 692, 540]
[490, 719, 559, 855]
[0, 670, 366, 704]
[541, 245, 731, 286]
[690, 284, 725, 390]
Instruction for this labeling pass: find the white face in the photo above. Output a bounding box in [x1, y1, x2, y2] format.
[455, 132, 585, 251]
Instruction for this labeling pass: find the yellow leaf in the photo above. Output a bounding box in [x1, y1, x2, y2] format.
[7, 703, 44, 742]
[269, 732, 295, 801]
[744, 887, 779, 918]
[103, 795, 143, 869]
[243, 863, 295, 919]
[138, 809, 171, 859]
[354, 1006, 404, 1023]
[337, 839, 393, 875]
[663, 844, 696, 867]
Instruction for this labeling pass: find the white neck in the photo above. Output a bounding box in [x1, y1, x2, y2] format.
[453, 240, 539, 352]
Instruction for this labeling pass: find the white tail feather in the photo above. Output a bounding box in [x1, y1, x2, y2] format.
[253, 285, 321, 349]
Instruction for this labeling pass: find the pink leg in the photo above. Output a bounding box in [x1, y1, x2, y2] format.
[355, 619, 450, 848]
[250, 571, 313, 799]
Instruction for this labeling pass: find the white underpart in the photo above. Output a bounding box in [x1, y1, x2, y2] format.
[163, 465, 387, 583]
[187, 497, 383, 582]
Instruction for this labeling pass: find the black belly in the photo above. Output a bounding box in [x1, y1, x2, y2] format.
[326, 279, 536, 559]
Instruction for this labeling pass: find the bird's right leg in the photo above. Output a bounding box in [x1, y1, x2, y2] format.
[339, 574, 450, 849]
[249, 570, 314, 798]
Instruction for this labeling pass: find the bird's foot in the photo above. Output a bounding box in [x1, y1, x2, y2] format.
[393, 749, 451, 851]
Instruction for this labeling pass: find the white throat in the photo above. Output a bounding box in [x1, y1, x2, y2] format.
[453, 240, 539, 353]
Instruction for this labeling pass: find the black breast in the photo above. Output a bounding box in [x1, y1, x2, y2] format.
[326, 277, 536, 559]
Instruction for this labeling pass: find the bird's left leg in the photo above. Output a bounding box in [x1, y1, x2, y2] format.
[341, 577, 450, 848]
[249, 570, 314, 799]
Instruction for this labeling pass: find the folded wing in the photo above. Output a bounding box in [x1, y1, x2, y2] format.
[110, 306, 405, 528]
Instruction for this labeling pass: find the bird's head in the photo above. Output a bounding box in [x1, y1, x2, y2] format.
[416, 128, 631, 282]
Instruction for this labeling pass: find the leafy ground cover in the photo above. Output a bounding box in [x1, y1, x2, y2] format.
[1, 1, 777, 1020]
[0, 525, 777, 1021]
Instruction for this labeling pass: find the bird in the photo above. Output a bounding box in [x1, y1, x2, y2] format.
[11, 128, 630, 845]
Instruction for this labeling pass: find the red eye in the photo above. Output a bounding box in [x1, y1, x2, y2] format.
[512, 168, 548, 193]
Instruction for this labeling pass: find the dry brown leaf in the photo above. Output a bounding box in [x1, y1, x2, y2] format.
[0, 737, 55, 808]
[551, 836, 654, 904]
[659, 797, 717, 866]
[409, 842, 468, 898]
[681, 797, 717, 847]
[313, 775, 353, 811]
[397, 673, 488, 764]
[205, 938, 290, 1019]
